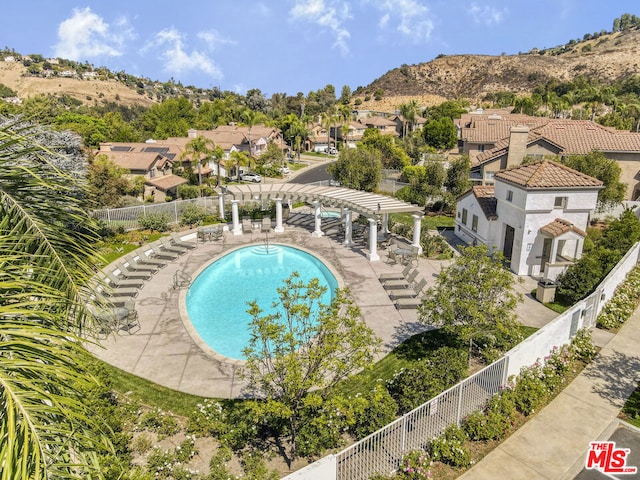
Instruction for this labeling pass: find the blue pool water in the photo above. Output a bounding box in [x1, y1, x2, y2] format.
[320, 210, 341, 218]
[186, 245, 338, 360]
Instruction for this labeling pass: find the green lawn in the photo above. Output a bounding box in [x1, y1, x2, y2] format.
[98, 232, 163, 266]
[391, 212, 455, 231]
[621, 383, 640, 428]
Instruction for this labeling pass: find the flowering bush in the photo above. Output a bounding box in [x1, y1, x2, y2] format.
[398, 450, 432, 479]
[187, 399, 228, 437]
[136, 407, 180, 439]
[570, 328, 597, 363]
[512, 362, 548, 416]
[597, 266, 640, 330]
[429, 425, 471, 467]
[463, 389, 517, 441]
[146, 436, 199, 479]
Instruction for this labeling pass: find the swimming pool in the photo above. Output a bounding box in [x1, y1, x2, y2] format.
[185, 244, 339, 361]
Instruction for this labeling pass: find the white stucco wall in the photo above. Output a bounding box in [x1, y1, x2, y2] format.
[494, 183, 599, 276]
[454, 193, 496, 247]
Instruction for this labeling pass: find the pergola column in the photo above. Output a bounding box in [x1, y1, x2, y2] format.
[218, 193, 225, 220]
[367, 217, 380, 261]
[381, 213, 390, 233]
[274, 198, 284, 233]
[343, 208, 354, 246]
[231, 200, 242, 235]
[311, 201, 324, 237]
[412, 214, 423, 254]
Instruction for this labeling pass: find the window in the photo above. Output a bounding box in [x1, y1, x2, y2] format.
[484, 171, 495, 181]
[506, 190, 513, 202]
[461, 208, 468, 225]
[472, 215, 478, 232]
[554, 196, 568, 208]
[478, 144, 485, 152]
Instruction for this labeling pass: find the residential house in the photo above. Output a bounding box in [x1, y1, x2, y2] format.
[358, 116, 399, 137]
[455, 160, 603, 280]
[460, 112, 640, 200]
[332, 121, 367, 149]
[391, 113, 427, 137]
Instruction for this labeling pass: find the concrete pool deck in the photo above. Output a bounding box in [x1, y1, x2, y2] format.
[87, 217, 557, 399]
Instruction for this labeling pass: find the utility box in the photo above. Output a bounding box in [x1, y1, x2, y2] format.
[536, 279, 557, 303]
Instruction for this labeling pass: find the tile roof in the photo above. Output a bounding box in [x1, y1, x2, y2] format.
[104, 151, 165, 171]
[473, 185, 498, 219]
[540, 218, 587, 238]
[146, 174, 188, 191]
[494, 160, 603, 189]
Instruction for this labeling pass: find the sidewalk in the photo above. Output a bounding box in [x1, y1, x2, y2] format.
[458, 308, 640, 480]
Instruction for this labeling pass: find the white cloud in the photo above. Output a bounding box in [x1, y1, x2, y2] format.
[365, 0, 434, 42]
[290, 0, 352, 55]
[54, 7, 134, 60]
[468, 3, 507, 26]
[198, 30, 236, 51]
[145, 27, 223, 80]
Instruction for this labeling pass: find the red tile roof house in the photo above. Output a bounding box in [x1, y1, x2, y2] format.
[459, 113, 640, 200]
[455, 160, 602, 280]
[97, 144, 187, 200]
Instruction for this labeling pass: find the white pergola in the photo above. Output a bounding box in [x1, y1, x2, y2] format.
[219, 183, 424, 261]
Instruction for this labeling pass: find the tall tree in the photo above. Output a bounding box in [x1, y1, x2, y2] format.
[242, 273, 380, 461]
[327, 147, 382, 191]
[562, 152, 626, 209]
[180, 135, 216, 186]
[241, 108, 259, 158]
[445, 155, 472, 196]
[0, 118, 107, 478]
[418, 245, 523, 361]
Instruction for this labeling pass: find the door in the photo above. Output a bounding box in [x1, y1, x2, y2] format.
[503, 225, 515, 265]
[541, 238, 552, 273]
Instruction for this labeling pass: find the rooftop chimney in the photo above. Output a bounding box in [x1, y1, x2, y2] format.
[506, 125, 529, 167]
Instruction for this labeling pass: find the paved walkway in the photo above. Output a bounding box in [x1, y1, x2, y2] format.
[88, 214, 556, 399]
[458, 308, 640, 480]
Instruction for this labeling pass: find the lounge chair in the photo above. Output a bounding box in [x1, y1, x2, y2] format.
[103, 286, 138, 298]
[261, 217, 272, 233]
[379, 264, 413, 281]
[117, 264, 153, 280]
[382, 269, 418, 290]
[160, 237, 187, 255]
[388, 278, 427, 300]
[149, 241, 180, 260]
[171, 232, 197, 249]
[105, 271, 144, 289]
[134, 248, 168, 268]
[242, 217, 253, 234]
[124, 254, 159, 273]
[395, 297, 423, 310]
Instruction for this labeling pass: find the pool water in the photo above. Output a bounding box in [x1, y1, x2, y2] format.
[186, 245, 338, 360]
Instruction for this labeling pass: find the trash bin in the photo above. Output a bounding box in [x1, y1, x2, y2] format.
[536, 279, 557, 303]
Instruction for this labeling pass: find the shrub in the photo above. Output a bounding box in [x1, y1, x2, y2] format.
[351, 385, 398, 438]
[180, 204, 207, 227]
[397, 450, 432, 480]
[429, 424, 471, 467]
[136, 407, 180, 439]
[513, 363, 548, 416]
[138, 212, 171, 232]
[570, 328, 597, 363]
[186, 399, 227, 437]
[463, 390, 517, 441]
[597, 266, 640, 330]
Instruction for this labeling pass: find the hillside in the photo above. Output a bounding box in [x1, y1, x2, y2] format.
[0, 61, 156, 108]
[360, 29, 640, 104]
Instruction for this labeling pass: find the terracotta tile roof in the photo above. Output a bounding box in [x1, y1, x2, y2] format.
[473, 185, 497, 219]
[359, 116, 396, 127]
[103, 151, 164, 171]
[145, 174, 188, 191]
[460, 117, 549, 143]
[495, 160, 603, 189]
[540, 218, 587, 238]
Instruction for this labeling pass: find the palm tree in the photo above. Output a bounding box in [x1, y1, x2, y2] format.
[241, 109, 258, 158]
[399, 100, 418, 137]
[229, 151, 252, 182]
[181, 135, 216, 186]
[0, 118, 107, 478]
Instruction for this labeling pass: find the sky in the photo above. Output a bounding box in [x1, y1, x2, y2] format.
[2, 1, 639, 97]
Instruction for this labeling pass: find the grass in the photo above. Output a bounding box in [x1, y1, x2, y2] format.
[621, 382, 640, 428]
[530, 289, 570, 314]
[97, 231, 164, 265]
[100, 361, 209, 417]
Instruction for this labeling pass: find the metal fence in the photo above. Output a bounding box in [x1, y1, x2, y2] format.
[285, 242, 640, 480]
[335, 357, 508, 480]
[93, 196, 221, 230]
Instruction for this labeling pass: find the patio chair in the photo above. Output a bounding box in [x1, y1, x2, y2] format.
[261, 217, 272, 233]
[160, 237, 187, 255]
[242, 217, 253, 234]
[124, 254, 159, 273]
[118, 307, 140, 334]
[117, 264, 153, 280]
[134, 248, 167, 268]
[386, 248, 399, 265]
[105, 271, 144, 289]
[170, 232, 197, 249]
[379, 264, 413, 281]
[395, 297, 422, 310]
[382, 269, 418, 290]
[149, 241, 180, 260]
[404, 245, 420, 267]
[102, 286, 138, 298]
[387, 278, 427, 300]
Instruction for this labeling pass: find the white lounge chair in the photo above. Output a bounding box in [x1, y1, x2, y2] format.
[118, 264, 153, 280]
[134, 248, 168, 268]
[160, 237, 187, 255]
[124, 254, 159, 273]
[105, 271, 144, 289]
[171, 232, 197, 249]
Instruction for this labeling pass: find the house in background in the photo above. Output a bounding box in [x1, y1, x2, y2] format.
[455, 160, 603, 280]
[458, 111, 640, 200]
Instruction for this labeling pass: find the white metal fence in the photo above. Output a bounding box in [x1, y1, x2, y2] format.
[285, 241, 640, 480]
[93, 196, 222, 230]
